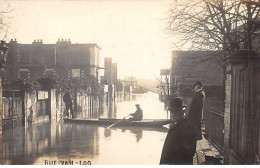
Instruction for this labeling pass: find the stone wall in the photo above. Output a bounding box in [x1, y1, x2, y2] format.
[55, 92, 65, 121]
[2, 88, 101, 128]
[50, 89, 57, 121]
[56, 91, 100, 119]
[75, 93, 100, 118]
[24, 91, 50, 127]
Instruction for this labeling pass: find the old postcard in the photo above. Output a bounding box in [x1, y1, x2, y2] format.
[0, 0, 259, 165]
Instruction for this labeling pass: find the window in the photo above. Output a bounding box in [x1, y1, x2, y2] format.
[72, 69, 80, 78]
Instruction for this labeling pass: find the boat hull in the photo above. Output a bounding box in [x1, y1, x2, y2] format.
[63, 118, 172, 127]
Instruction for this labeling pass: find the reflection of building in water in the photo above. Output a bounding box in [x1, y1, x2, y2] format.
[104, 129, 111, 138]
[1, 126, 26, 164]
[68, 124, 99, 157]
[100, 102, 117, 119]
[1, 123, 100, 164]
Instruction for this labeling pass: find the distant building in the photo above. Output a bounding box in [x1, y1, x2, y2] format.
[102, 57, 118, 102]
[104, 58, 112, 85]
[4, 39, 102, 82]
[170, 50, 224, 111]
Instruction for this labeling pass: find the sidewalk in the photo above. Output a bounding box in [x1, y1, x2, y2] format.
[193, 136, 223, 165]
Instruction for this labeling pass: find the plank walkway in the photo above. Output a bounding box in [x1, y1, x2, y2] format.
[193, 136, 223, 165]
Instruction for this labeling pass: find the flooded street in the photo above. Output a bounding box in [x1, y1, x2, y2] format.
[1, 92, 170, 165]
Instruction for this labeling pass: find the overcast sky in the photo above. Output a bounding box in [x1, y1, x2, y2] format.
[6, 0, 174, 79]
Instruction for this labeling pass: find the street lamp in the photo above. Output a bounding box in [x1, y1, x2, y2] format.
[0, 40, 8, 69]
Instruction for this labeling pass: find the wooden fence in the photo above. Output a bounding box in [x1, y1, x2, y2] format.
[2, 90, 23, 131]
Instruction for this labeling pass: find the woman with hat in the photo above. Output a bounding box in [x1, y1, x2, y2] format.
[160, 97, 197, 165]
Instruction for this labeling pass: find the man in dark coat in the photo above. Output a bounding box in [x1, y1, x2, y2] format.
[63, 91, 75, 119]
[160, 97, 197, 165]
[188, 81, 205, 140]
[129, 104, 143, 121]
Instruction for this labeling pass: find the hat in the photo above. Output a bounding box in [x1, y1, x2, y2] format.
[193, 81, 203, 87]
[135, 104, 140, 106]
[169, 97, 186, 110]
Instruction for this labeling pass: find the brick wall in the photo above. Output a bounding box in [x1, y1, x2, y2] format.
[24, 91, 53, 126]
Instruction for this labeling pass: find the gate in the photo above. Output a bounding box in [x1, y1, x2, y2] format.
[36, 91, 50, 117]
[2, 90, 24, 131]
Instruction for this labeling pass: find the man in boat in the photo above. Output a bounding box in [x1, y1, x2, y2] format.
[63, 91, 75, 119]
[160, 97, 197, 165]
[129, 104, 143, 121]
[187, 81, 206, 140]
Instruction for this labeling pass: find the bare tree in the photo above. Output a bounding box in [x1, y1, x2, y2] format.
[167, 0, 260, 60]
[0, 0, 13, 40]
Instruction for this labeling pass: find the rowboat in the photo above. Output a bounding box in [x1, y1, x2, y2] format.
[63, 118, 173, 127]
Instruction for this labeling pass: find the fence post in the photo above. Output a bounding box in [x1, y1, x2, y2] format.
[0, 78, 2, 164]
[0, 78, 2, 136]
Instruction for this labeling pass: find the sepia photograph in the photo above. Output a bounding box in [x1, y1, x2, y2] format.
[0, 0, 260, 165]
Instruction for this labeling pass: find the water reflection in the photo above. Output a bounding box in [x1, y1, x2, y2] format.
[1, 122, 100, 165]
[1, 92, 170, 165]
[1, 123, 168, 165]
[131, 130, 142, 142]
[104, 129, 111, 138]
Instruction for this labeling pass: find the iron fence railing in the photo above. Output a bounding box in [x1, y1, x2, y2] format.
[205, 108, 224, 153]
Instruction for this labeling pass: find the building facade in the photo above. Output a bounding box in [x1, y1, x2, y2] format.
[102, 57, 118, 102]
[3, 39, 102, 82]
[170, 50, 224, 111]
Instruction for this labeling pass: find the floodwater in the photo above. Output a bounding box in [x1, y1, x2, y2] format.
[1, 92, 170, 165]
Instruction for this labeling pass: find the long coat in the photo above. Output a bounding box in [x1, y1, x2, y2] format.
[160, 118, 197, 165]
[188, 90, 205, 140]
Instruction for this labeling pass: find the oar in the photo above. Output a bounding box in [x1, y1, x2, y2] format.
[106, 114, 131, 129]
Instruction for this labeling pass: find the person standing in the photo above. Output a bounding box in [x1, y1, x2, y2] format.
[160, 97, 197, 165]
[129, 104, 143, 121]
[188, 81, 206, 140]
[63, 91, 75, 119]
